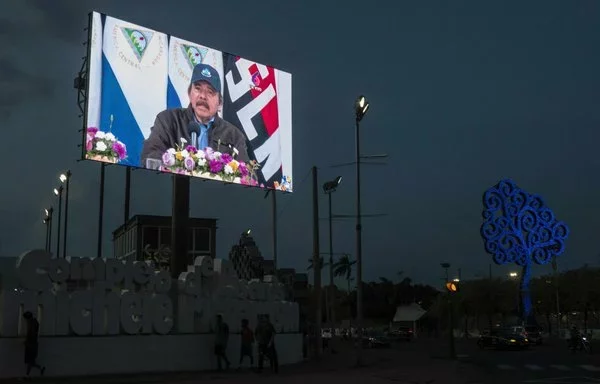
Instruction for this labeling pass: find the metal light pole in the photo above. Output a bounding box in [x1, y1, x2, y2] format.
[552, 257, 561, 334]
[323, 176, 342, 332]
[47, 208, 53, 253]
[53, 186, 63, 258]
[311, 165, 322, 359]
[43, 208, 53, 252]
[60, 170, 71, 258]
[441, 262, 454, 358]
[354, 95, 369, 366]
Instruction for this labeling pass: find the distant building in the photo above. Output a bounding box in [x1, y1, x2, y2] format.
[227, 232, 309, 301]
[229, 231, 266, 280]
[112, 215, 217, 264]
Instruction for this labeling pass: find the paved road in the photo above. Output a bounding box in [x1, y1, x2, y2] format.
[432, 337, 600, 383]
[6, 338, 600, 384]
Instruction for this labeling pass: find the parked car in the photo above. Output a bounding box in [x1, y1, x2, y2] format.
[321, 328, 333, 339]
[477, 328, 530, 350]
[520, 325, 544, 345]
[388, 326, 414, 341]
[361, 330, 392, 348]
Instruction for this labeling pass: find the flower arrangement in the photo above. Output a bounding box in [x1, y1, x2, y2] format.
[161, 138, 260, 186]
[273, 175, 293, 192]
[85, 126, 127, 163]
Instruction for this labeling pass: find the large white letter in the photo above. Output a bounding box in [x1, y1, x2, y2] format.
[16, 250, 52, 291]
[120, 291, 142, 334]
[92, 287, 120, 335]
[69, 290, 93, 335]
[152, 294, 173, 335]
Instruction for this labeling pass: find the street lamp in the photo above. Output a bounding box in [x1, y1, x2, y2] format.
[43, 207, 53, 252]
[354, 94, 369, 366]
[54, 186, 63, 258]
[323, 175, 342, 334]
[509, 272, 518, 278]
[60, 170, 71, 258]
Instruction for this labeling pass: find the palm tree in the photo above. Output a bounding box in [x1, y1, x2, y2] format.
[333, 254, 356, 293]
[307, 256, 328, 271]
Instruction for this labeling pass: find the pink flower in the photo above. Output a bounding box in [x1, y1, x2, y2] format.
[184, 156, 195, 171]
[112, 141, 127, 160]
[209, 159, 224, 173]
[238, 162, 249, 177]
[162, 152, 175, 167]
[86, 138, 93, 151]
[87, 127, 98, 136]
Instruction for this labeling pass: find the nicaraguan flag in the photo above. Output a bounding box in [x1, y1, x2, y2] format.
[100, 15, 168, 167]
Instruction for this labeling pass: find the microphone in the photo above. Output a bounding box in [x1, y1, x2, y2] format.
[187, 121, 200, 148]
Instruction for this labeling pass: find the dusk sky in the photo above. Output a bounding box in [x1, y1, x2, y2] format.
[1, 0, 599, 287]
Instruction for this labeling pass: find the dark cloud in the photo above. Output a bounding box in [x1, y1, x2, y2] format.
[0, 0, 599, 286]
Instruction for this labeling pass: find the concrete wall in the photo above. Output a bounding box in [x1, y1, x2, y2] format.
[0, 333, 302, 378]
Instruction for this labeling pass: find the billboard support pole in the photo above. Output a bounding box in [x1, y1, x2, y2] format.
[55, 186, 63, 259]
[272, 190, 278, 272]
[97, 163, 105, 259]
[312, 165, 322, 360]
[171, 175, 190, 278]
[122, 167, 131, 260]
[124, 167, 131, 223]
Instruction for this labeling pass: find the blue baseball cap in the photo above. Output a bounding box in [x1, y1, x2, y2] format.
[190, 63, 221, 94]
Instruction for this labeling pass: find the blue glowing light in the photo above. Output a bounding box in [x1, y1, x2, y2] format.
[480, 179, 569, 322]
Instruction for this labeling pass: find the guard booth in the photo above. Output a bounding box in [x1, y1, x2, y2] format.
[391, 303, 427, 338]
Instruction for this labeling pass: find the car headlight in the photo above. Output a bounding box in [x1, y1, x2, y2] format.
[510, 339, 516, 343]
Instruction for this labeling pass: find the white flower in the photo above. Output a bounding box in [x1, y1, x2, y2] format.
[233, 147, 239, 156]
[95, 131, 106, 139]
[196, 150, 205, 159]
[213, 151, 222, 158]
[167, 148, 176, 154]
[224, 165, 233, 174]
[105, 132, 116, 141]
[197, 158, 206, 167]
[180, 138, 187, 144]
[95, 141, 107, 151]
[181, 150, 189, 158]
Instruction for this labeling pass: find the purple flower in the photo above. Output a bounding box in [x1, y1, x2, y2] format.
[185, 145, 198, 154]
[87, 127, 98, 136]
[183, 156, 195, 171]
[209, 159, 224, 173]
[112, 141, 127, 160]
[221, 153, 233, 164]
[162, 152, 175, 167]
[238, 162, 249, 177]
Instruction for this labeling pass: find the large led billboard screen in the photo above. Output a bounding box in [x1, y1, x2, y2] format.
[83, 12, 293, 192]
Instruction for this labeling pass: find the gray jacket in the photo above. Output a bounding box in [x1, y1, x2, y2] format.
[140, 106, 250, 166]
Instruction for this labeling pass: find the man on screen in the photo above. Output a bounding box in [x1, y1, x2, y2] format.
[141, 63, 250, 167]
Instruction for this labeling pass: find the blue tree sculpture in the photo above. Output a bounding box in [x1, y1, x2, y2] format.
[480, 179, 569, 323]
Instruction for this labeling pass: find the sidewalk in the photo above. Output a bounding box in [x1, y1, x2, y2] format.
[0, 342, 488, 384]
